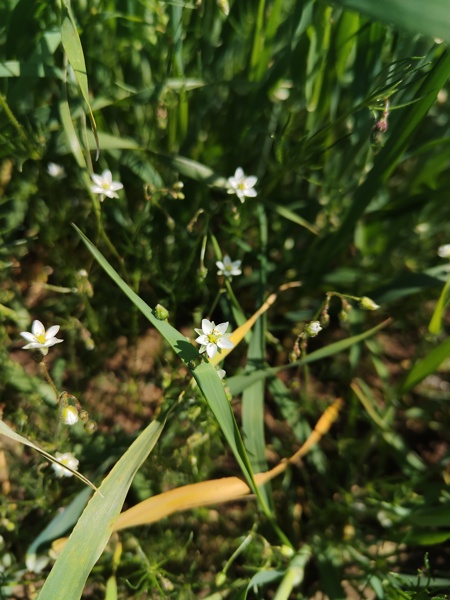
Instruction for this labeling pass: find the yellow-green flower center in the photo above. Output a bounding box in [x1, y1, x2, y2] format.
[207, 331, 219, 344]
[102, 182, 110, 190]
[36, 332, 46, 344]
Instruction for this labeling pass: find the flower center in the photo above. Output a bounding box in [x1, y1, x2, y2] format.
[102, 182, 110, 190]
[207, 330, 220, 344]
[225, 265, 232, 272]
[36, 332, 46, 344]
[237, 181, 245, 190]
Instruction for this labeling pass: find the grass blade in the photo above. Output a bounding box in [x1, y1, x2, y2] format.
[37, 413, 167, 600]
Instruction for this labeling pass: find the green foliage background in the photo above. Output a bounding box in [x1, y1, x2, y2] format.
[1, 0, 450, 598]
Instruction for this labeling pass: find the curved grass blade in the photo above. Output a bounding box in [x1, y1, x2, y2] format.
[333, 0, 450, 44]
[73, 225, 260, 501]
[110, 399, 342, 531]
[400, 335, 450, 393]
[428, 272, 450, 334]
[0, 419, 97, 492]
[61, 0, 99, 159]
[228, 319, 391, 396]
[315, 49, 450, 273]
[37, 413, 167, 600]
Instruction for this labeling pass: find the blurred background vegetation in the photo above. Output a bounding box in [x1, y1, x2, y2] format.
[1, 0, 450, 598]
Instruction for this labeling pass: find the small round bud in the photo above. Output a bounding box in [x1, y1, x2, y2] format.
[280, 544, 294, 558]
[305, 321, 322, 337]
[359, 296, 380, 311]
[154, 304, 169, 321]
[78, 409, 89, 423]
[84, 420, 97, 434]
[339, 309, 349, 322]
[215, 572, 227, 586]
[61, 405, 79, 426]
[320, 312, 330, 327]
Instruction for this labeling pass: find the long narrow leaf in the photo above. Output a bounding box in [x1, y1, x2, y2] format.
[73, 226, 260, 500]
[38, 413, 167, 600]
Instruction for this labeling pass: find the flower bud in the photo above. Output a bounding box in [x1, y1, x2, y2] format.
[154, 304, 169, 321]
[305, 321, 322, 337]
[359, 296, 380, 311]
[61, 405, 79, 426]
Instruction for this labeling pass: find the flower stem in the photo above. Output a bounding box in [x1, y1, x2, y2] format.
[39, 360, 59, 402]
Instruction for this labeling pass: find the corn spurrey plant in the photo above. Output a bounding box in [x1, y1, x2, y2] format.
[1, 0, 450, 599]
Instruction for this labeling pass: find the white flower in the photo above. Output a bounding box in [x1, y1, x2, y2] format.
[305, 321, 322, 337]
[227, 167, 258, 203]
[437, 244, 450, 258]
[52, 452, 79, 478]
[216, 255, 242, 279]
[47, 162, 66, 179]
[20, 320, 63, 355]
[90, 169, 123, 200]
[195, 319, 234, 359]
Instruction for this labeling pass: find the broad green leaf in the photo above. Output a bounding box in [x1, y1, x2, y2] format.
[332, 0, 450, 44]
[37, 413, 167, 600]
[0, 419, 97, 491]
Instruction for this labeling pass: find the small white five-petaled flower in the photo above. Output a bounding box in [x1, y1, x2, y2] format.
[52, 452, 79, 478]
[195, 319, 234, 359]
[90, 169, 123, 200]
[20, 320, 63, 355]
[227, 167, 258, 203]
[438, 244, 450, 259]
[216, 255, 242, 279]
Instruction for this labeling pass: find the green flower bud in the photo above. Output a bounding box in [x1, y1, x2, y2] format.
[359, 296, 380, 311]
[154, 303, 169, 320]
[305, 321, 322, 337]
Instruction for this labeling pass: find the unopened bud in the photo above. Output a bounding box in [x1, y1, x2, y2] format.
[61, 405, 79, 426]
[154, 304, 169, 321]
[359, 296, 380, 311]
[305, 321, 322, 337]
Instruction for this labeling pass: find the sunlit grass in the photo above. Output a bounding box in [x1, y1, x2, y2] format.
[1, 0, 450, 599]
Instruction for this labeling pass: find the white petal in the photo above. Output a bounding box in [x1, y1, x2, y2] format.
[244, 188, 257, 197]
[215, 322, 229, 334]
[22, 342, 42, 349]
[109, 182, 123, 191]
[202, 319, 214, 334]
[218, 337, 234, 350]
[102, 169, 113, 183]
[31, 320, 45, 335]
[196, 335, 209, 345]
[20, 332, 36, 342]
[91, 173, 104, 186]
[206, 343, 218, 358]
[46, 325, 60, 338]
[44, 338, 64, 347]
[234, 167, 244, 180]
[216, 261, 225, 271]
[244, 176, 258, 187]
